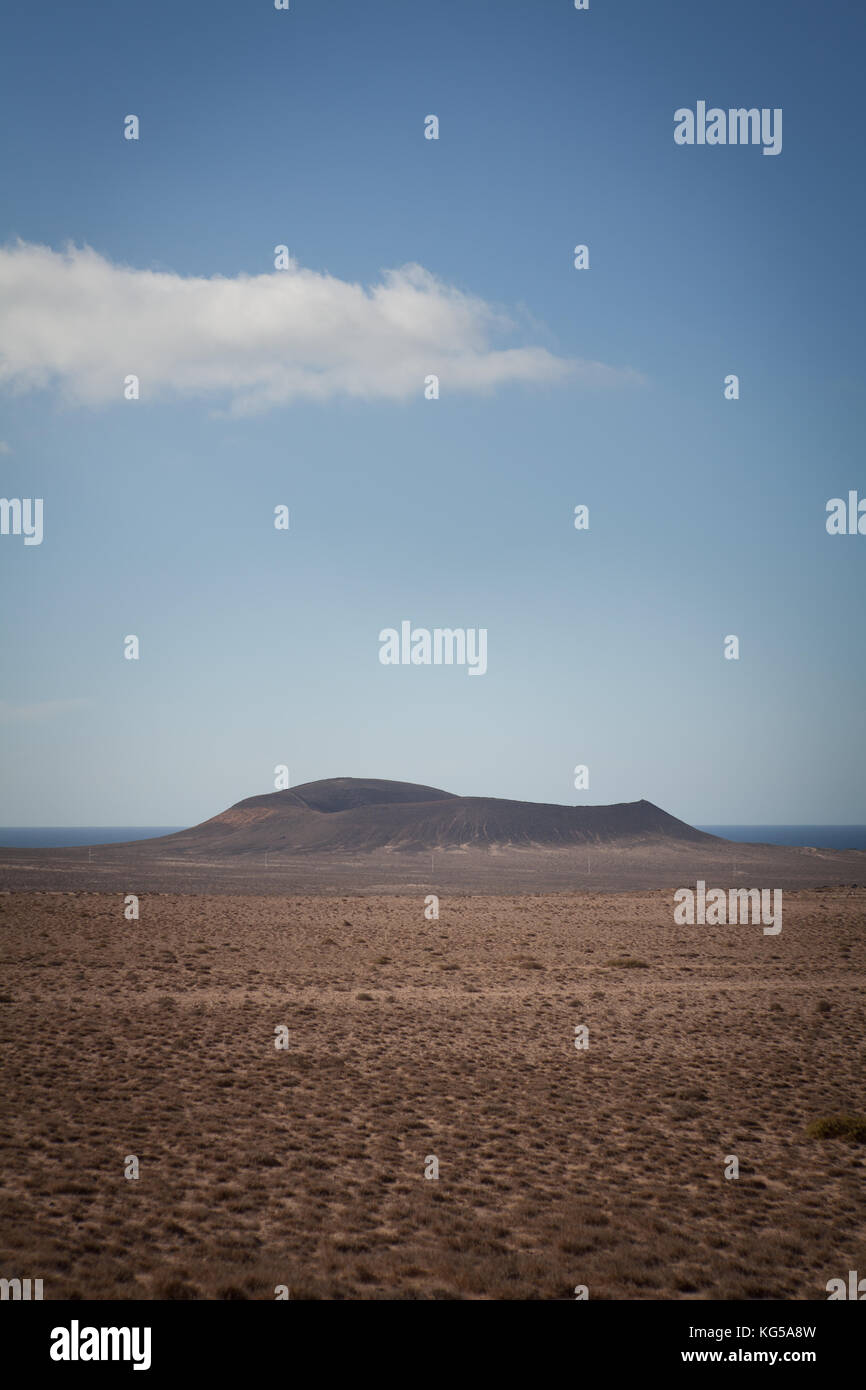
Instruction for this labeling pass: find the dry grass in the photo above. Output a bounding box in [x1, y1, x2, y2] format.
[805, 1115, 866, 1144]
[0, 887, 864, 1300]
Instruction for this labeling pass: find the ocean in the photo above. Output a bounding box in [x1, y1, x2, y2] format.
[697, 826, 866, 851]
[0, 828, 182, 848]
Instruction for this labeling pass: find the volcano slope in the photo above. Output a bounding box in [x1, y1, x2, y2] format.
[0, 778, 863, 893]
[156, 777, 715, 854]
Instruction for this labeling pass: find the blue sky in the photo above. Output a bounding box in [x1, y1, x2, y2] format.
[1, 0, 864, 826]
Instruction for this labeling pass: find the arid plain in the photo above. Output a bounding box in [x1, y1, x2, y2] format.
[2, 884, 864, 1300]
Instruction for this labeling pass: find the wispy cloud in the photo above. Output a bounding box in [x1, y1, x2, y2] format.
[0, 698, 89, 724]
[0, 241, 642, 414]
[0, 440, 11, 454]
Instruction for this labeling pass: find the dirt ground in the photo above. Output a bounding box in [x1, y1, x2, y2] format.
[1, 887, 864, 1300]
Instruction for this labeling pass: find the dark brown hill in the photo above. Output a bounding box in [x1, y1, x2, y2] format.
[137, 777, 718, 856]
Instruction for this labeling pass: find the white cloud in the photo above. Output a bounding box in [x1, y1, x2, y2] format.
[0, 241, 641, 414]
[0, 440, 10, 454]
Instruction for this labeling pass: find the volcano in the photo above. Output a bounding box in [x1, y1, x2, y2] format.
[143, 777, 717, 855]
[2, 778, 861, 895]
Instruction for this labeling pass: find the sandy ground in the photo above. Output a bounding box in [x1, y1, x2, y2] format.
[0, 837, 863, 895]
[1, 887, 864, 1300]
